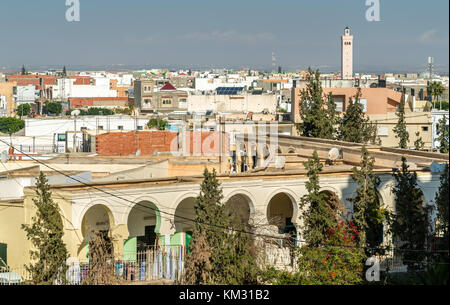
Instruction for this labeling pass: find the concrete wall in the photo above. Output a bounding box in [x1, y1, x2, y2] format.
[188, 94, 277, 113]
[291, 87, 403, 123]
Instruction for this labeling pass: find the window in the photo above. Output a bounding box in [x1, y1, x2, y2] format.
[144, 99, 151, 106]
[118, 125, 123, 130]
[378, 126, 389, 136]
[162, 99, 172, 105]
[333, 96, 344, 112]
[57, 134, 66, 142]
[421, 126, 429, 132]
[137, 126, 143, 130]
[98, 125, 103, 130]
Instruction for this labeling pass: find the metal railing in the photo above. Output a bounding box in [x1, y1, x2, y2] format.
[1, 245, 186, 285]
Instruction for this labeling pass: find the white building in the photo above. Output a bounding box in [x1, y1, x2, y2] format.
[15, 85, 38, 105]
[187, 93, 277, 114]
[19, 116, 151, 153]
[431, 110, 449, 151]
[50, 77, 117, 99]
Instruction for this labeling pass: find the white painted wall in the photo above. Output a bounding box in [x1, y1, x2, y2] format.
[24, 116, 150, 137]
[51, 78, 117, 99]
[188, 94, 277, 113]
[16, 85, 38, 103]
[0, 176, 36, 200]
[431, 110, 450, 150]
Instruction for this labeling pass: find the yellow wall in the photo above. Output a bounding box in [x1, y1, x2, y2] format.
[0, 200, 27, 269]
[0, 82, 17, 117]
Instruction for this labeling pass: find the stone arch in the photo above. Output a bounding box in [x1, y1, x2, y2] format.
[127, 200, 161, 236]
[224, 192, 255, 226]
[125, 200, 161, 252]
[81, 204, 115, 242]
[378, 180, 395, 213]
[319, 187, 345, 216]
[266, 190, 299, 231]
[174, 196, 197, 233]
[287, 147, 296, 154]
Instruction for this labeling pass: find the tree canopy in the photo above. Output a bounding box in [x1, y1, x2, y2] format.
[436, 115, 449, 154]
[182, 168, 259, 284]
[338, 88, 379, 144]
[46, 102, 62, 115]
[21, 172, 69, 284]
[296, 68, 338, 140]
[147, 117, 168, 130]
[17, 103, 31, 117]
[0, 117, 25, 135]
[393, 95, 409, 149]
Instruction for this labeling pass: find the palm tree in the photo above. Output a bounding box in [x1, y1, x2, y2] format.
[427, 81, 445, 110]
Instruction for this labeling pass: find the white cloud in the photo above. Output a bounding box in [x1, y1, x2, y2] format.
[418, 29, 437, 43]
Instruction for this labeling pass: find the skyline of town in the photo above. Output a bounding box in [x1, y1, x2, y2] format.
[0, 0, 448, 289]
[0, 0, 448, 73]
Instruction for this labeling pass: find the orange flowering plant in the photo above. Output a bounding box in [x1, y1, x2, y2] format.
[296, 220, 366, 285]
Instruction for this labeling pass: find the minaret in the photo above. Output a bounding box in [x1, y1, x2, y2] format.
[341, 27, 353, 80]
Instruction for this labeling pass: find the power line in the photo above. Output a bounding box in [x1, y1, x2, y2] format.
[1, 138, 303, 243]
[1, 138, 448, 253]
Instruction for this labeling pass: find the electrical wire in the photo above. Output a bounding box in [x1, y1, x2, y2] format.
[1, 138, 448, 254]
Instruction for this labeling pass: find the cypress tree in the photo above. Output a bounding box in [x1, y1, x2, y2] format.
[414, 131, 425, 151]
[21, 65, 27, 75]
[393, 95, 409, 149]
[435, 164, 449, 250]
[348, 147, 384, 254]
[183, 168, 258, 284]
[21, 172, 69, 284]
[297, 68, 337, 140]
[299, 150, 338, 247]
[62, 66, 67, 78]
[391, 157, 430, 271]
[436, 115, 449, 153]
[339, 88, 378, 144]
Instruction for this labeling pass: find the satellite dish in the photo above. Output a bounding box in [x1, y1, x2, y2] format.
[430, 162, 445, 173]
[1, 150, 8, 163]
[71, 109, 80, 116]
[135, 149, 141, 157]
[328, 148, 340, 161]
[152, 149, 158, 156]
[275, 156, 286, 169]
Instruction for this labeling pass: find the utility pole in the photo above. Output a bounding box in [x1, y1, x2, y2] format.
[219, 116, 222, 174]
[73, 115, 77, 153]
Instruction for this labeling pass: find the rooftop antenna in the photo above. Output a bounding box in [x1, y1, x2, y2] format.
[272, 52, 276, 74]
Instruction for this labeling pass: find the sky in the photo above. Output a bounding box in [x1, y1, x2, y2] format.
[0, 0, 448, 73]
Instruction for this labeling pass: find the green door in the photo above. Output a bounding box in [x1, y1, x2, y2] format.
[185, 231, 193, 254]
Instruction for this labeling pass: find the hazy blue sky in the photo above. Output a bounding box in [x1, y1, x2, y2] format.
[0, 0, 448, 72]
